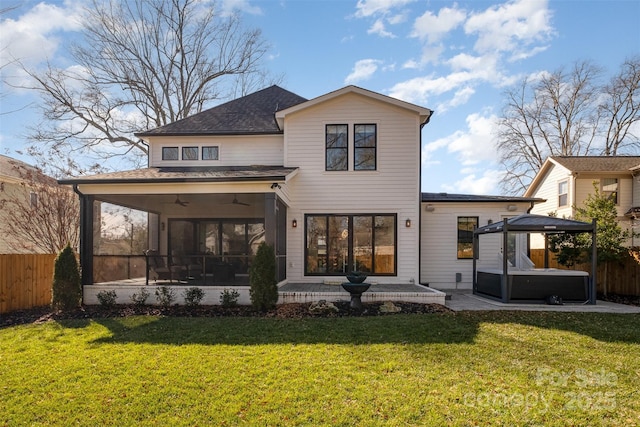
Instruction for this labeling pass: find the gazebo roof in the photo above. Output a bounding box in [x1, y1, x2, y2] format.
[474, 214, 594, 235]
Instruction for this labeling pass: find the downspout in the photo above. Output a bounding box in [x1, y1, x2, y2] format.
[418, 111, 433, 286]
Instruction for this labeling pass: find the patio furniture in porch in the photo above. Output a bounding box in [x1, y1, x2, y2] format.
[145, 250, 184, 284]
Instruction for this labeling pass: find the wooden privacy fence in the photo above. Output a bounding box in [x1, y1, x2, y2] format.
[0, 254, 56, 314]
[530, 249, 640, 296]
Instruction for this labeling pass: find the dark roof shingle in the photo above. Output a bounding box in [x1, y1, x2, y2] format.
[551, 156, 640, 173]
[136, 85, 307, 136]
[421, 192, 542, 203]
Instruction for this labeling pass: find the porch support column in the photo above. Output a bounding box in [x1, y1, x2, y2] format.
[501, 224, 509, 303]
[78, 192, 95, 286]
[590, 219, 597, 305]
[264, 193, 277, 247]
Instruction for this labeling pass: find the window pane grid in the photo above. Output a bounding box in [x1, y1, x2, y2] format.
[457, 216, 478, 259]
[326, 124, 348, 171]
[305, 214, 396, 275]
[354, 124, 376, 171]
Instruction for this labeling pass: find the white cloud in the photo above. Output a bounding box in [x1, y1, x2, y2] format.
[368, 19, 396, 38]
[387, 71, 474, 104]
[220, 0, 263, 15]
[464, 0, 554, 58]
[345, 59, 383, 84]
[355, 0, 416, 18]
[441, 169, 505, 195]
[422, 113, 497, 176]
[411, 5, 466, 44]
[437, 86, 475, 113]
[0, 2, 84, 70]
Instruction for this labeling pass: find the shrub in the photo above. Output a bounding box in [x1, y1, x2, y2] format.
[183, 287, 205, 307]
[249, 242, 278, 311]
[220, 288, 240, 307]
[51, 244, 82, 311]
[131, 288, 150, 306]
[155, 286, 175, 307]
[97, 290, 117, 307]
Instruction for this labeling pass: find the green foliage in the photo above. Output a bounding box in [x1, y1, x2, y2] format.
[550, 183, 636, 267]
[575, 184, 634, 263]
[51, 244, 82, 311]
[96, 290, 117, 307]
[130, 288, 150, 306]
[219, 289, 240, 307]
[155, 286, 175, 307]
[182, 287, 205, 307]
[249, 242, 278, 311]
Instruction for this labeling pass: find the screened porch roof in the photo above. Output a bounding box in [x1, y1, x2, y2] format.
[58, 165, 299, 185]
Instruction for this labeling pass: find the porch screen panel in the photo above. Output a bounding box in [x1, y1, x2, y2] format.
[248, 222, 265, 256]
[306, 216, 327, 274]
[202, 222, 220, 255]
[354, 216, 373, 273]
[223, 223, 247, 273]
[374, 216, 395, 274]
[169, 220, 195, 262]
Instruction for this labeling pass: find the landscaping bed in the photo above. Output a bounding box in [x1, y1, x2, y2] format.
[1, 300, 451, 328]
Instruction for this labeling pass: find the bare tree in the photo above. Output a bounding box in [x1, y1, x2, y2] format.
[599, 55, 640, 155]
[0, 159, 79, 253]
[497, 58, 640, 195]
[21, 0, 273, 166]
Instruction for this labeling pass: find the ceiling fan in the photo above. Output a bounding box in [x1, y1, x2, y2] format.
[228, 194, 250, 206]
[174, 195, 189, 207]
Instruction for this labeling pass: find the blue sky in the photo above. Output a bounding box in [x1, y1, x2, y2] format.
[1, 0, 639, 195]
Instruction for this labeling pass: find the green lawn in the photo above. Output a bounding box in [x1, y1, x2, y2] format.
[1, 311, 639, 426]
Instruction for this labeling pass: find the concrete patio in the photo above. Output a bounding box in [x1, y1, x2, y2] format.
[443, 290, 640, 313]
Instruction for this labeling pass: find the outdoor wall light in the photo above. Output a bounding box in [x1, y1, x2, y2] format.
[292, 219, 297, 228]
[487, 219, 493, 225]
[405, 218, 411, 228]
[271, 182, 281, 189]
[161, 222, 165, 231]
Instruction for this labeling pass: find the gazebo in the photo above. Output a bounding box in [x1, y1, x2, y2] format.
[473, 214, 597, 304]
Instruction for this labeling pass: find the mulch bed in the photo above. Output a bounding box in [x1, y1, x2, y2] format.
[1, 301, 452, 328]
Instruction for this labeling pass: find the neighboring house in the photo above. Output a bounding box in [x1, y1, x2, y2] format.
[0, 155, 43, 254]
[524, 156, 640, 247]
[420, 193, 542, 290]
[59, 84, 548, 300]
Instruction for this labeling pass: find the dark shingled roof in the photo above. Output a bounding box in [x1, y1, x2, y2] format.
[551, 156, 640, 173]
[136, 85, 308, 136]
[421, 192, 542, 203]
[475, 214, 594, 234]
[58, 166, 298, 185]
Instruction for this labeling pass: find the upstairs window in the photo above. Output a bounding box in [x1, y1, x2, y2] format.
[354, 124, 376, 170]
[601, 178, 618, 204]
[326, 124, 348, 171]
[202, 146, 219, 160]
[162, 147, 179, 160]
[457, 216, 478, 259]
[182, 146, 198, 160]
[558, 180, 568, 207]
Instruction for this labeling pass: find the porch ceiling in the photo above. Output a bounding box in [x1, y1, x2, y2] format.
[94, 192, 266, 215]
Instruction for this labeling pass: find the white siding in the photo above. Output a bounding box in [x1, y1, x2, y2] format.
[528, 162, 573, 218]
[574, 175, 635, 217]
[283, 93, 422, 284]
[146, 135, 284, 167]
[420, 202, 533, 290]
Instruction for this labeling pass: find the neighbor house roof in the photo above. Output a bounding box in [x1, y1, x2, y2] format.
[421, 192, 543, 203]
[58, 166, 299, 185]
[524, 155, 640, 197]
[550, 156, 640, 172]
[135, 85, 308, 137]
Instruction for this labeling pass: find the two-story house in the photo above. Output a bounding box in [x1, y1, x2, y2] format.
[61, 84, 543, 304]
[524, 156, 640, 247]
